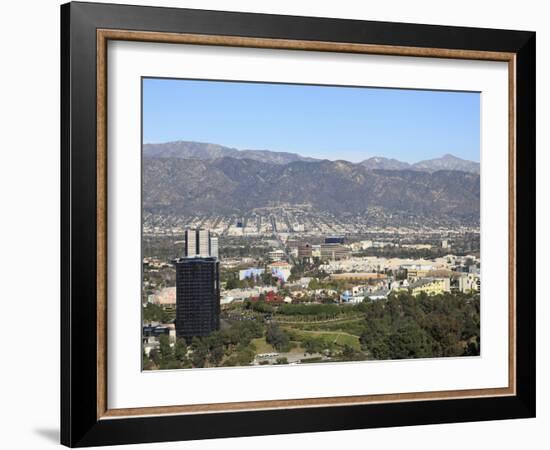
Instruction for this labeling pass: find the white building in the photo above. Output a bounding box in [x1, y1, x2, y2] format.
[268, 249, 286, 262]
[268, 261, 292, 282]
[185, 228, 212, 257]
[210, 236, 219, 258]
[458, 273, 481, 293]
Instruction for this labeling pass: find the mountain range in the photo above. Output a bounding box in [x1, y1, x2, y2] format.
[144, 141, 480, 174]
[143, 144, 480, 219]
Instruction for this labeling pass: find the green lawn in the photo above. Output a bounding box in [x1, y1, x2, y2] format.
[251, 337, 276, 354]
[284, 328, 361, 351]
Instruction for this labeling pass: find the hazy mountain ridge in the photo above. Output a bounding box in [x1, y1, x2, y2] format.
[143, 156, 480, 218]
[360, 157, 412, 171]
[412, 154, 480, 174]
[144, 140, 480, 174]
[143, 141, 318, 165]
[360, 154, 480, 174]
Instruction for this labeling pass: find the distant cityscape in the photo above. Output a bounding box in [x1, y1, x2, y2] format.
[142, 217, 480, 369]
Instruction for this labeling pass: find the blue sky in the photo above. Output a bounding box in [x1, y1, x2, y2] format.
[143, 78, 480, 163]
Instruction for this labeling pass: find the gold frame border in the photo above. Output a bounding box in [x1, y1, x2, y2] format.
[96, 29, 517, 420]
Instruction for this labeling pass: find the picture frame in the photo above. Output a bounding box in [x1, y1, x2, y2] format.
[61, 1, 536, 447]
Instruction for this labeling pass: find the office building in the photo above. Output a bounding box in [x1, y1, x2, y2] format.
[210, 236, 219, 258]
[297, 243, 312, 259]
[185, 229, 197, 257]
[174, 257, 220, 340]
[325, 236, 345, 245]
[185, 228, 218, 258]
[320, 243, 351, 260]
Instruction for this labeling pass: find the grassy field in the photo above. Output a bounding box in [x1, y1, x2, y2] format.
[284, 317, 366, 335]
[284, 328, 361, 351]
[251, 337, 276, 354]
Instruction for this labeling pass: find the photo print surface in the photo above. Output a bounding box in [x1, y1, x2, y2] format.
[141, 78, 481, 371]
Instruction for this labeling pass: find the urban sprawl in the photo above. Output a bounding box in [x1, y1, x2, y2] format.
[142, 209, 480, 370]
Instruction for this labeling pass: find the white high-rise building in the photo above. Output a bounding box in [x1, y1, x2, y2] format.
[185, 229, 197, 257]
[197, 229, 210, 257]
[210, 236, 219, 258]
[185, 229, 219, 259]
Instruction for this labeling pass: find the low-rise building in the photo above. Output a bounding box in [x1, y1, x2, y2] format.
[297, 243, 313, 259]
[457, 273, 481, 293]
[152, 287, 176, 307]
[268, 249, 286, 262]
[221, 286, 279, 303]
[268, 261, 292, 282]
[320, 243, 351, 261]
[410, 278, 451, 296]
[311, 244, 322, 258]
[239, 267, 265, 280]
[329, 272, 387, 282]
[403, 264, 434, 280]
[367, 289, 390, 301]
[340, 291, 365, 304]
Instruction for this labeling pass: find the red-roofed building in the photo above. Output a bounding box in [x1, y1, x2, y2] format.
[249, 290, 283, 304]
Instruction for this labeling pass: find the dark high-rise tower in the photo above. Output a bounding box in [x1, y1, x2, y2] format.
[174, 257, 220, 340]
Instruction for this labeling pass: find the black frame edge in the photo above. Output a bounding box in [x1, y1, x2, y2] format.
[60, 2, 536, 447]
[60, 2, 72, 447]
[514, 32, 536, 418]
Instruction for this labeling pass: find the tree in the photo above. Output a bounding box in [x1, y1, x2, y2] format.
[308, 278, 320, 290]
[142, 351, 155, 370]
[360, 319, 391, 360]
[159, 334, 172, 360]
[225, 276, 240, 290]
[149, 348, 161, 366]
[143, 303, 169, 323]
[341, 345, 364, 361]
[303, 336, 325, 355]
[223, 343, 256, 366]
[209, 345, 225, 366]
[206, 332, 225, 366]
[265, 324, 291, 352]
[251, 301, 273, 314]
[174, 338, 191, 367]
[463, 336, 480, 356]
[387, 319, 432, 359]
[190, 337, 209, 368]
[261, 272, 277, 286]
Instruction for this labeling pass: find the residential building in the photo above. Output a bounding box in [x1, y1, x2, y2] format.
[410, 278, 451, 296]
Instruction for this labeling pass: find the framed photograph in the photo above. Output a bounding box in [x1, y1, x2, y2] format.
[61, 1, 536, 447]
